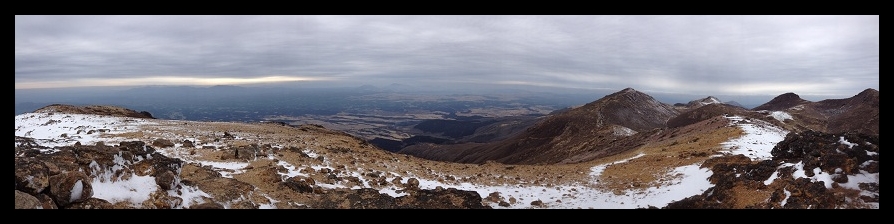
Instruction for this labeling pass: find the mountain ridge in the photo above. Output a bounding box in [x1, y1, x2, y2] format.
[400, 87, 681, 165]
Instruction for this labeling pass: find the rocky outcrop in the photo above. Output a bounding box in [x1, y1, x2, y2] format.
[15, 139, 491, 209]
[47, 171, 93, 207]
[33, 104, 155, 119]
[665, 130, 879, 209]
[15, 140, 186, 209]
[15, 190, 43, 209]
[311, 187, 490, 209]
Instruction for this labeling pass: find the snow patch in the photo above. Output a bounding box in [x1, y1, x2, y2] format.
[838, 136, 856, 148]
[769, 111, 793, 122]
[171, 183, 211, 208]
[721, 116, 789, 160]
[70, 180, 84, 203]
[91, 173, 158, 207]
[703, 97, 721, 105]
[14, 112, 158, 147]
[612, 126, 637, 137]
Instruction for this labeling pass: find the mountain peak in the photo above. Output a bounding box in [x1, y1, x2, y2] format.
[604, 87, 647, 99]
[753, 92, 809, 111]
[689, 96, 721, 106]
[779, 92, 800, 99]
[580, 88, 680, 132]
[857, 88, 879, 98]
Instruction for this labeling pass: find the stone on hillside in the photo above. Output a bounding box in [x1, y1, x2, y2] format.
[119, 141, 155, 156]
[485, 191, 503, 202]
[36, 194, 58, 209]
[229, 145, 258, 160]
[406, 178, 420, 189]
[190, 202, 225, 209]
[391, 176, 403, 186]
[284, 176, 315, 193]
[66, 198, 114, 209]
[15, 190, 43, 209]
[143, 190, 183, 209]
[155, 170, 177, 190]
[182, 140, 195, 148]
[396, 187, 491, 209]
[152, 138, 175, 148]
[15, 158, 49, 195]
[48, 171, 93, 207]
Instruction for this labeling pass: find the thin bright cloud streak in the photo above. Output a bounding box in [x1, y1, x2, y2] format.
[15, 76, 332, 89]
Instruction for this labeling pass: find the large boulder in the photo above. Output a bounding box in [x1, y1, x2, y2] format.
[15, 190, 43, 209]
[14, 158, 49, 195]
[48, 171, 93, 207]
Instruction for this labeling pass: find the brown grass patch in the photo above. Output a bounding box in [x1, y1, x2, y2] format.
[729, 185, 772, 208]
[595, 122, 743, 191]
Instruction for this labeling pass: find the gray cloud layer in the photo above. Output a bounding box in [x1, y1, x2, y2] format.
[15, 15, 878, 96]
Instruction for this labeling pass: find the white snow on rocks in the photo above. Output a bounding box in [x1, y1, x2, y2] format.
[769, 111, 793, 122]
[764, 161, 879, 209]
[612, 126, 637, 137]
[838, 136, 857, 148]
[721, 115, 789, 161]
[15, 112, 157, 147]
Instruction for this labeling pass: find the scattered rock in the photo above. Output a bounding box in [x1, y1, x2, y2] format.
[155, 170, 177, 190]
[66, 198, 115, 209]
[182, 140, 195, 148]
[405, 178, 420, 189]
[190, 202, 225, 209]
[283, 177, 316, 193]
[48, 171, 93, 207]
[15, 158, 50, 195]
[15, 190, 43, 209]
[152, 138, 175, 148]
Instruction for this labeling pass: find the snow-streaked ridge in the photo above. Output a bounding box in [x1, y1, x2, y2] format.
[720, 115, 789, 161]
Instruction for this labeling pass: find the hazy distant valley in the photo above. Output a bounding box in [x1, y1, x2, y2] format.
[16, 84, 875, 157]
[11, 84, 818, 154]
[15, 85, 601, 151]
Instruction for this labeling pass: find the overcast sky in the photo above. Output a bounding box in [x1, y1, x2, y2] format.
[15, 15, 878, 97]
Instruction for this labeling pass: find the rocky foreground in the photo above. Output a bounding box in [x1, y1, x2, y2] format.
[14, 105, 879, 209]
[666, 130, 879, 209]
